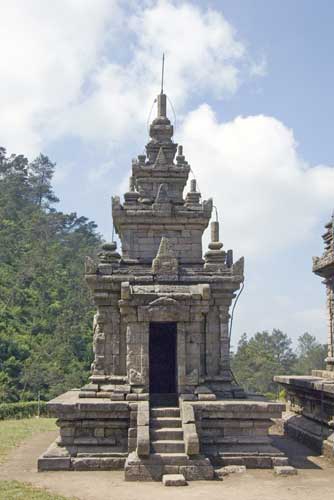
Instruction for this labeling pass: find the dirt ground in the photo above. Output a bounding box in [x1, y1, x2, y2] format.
[0, 429, 333, 500]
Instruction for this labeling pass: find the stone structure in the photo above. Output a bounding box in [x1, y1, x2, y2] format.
[38, 90, 286, 480]
[275, 213, 334, 460]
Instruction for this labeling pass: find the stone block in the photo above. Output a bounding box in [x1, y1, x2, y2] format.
[198, 394, 216, 401]
[137, 393, 149, 400]
[271, 457, 289, 466]
[59, 427, 75, 437]
[215, 465, 246, 478]
[163, 465, 180, 475]
[126, 393, 138, 401]
[94, 428, 105, 438]
[72, 458, 100, 470]
[274, 466, 297, 476]
[179, 465, 214, 481]
[38, 457, 71, 471]
[162, 474, 187, 486]
[110, 393, 125, 401]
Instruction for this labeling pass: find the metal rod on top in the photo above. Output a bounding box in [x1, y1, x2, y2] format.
[161, 53, 165, 94]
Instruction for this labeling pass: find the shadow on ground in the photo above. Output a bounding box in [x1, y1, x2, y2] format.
[271, 434, 322, 469]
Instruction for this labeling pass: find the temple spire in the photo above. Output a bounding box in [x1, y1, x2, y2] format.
[157, 53, 167, 117]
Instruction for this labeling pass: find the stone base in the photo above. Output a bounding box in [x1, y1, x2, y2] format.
[124, 451, 214, 481]
[275, 373, 334, 462]
[194, 400, 287, 469]
[39, 390, 130, 471]
[40, 390, 287, 476]
[207, 445, 287, 469]
[38, 440, 127, 471]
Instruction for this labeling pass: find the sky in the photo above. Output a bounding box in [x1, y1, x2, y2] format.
[1, 0, 333, 349]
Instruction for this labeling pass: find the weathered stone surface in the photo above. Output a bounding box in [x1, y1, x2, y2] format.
[162, 474, 187, 486]
[274, 466, 298, 476]
[38, 457, 71, 471]
[215, 465, 247, 478]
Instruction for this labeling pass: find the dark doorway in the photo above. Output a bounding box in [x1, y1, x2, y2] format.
[149, 322, 177, 394]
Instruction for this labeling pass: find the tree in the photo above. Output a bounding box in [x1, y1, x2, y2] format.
[0, 147, 102, 402]
[232, 329, 296, 397]
[293, 332, 327, 375]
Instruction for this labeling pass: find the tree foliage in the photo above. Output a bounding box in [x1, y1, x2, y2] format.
[232, 329, 327, 398]
[0, 147, 101, 402]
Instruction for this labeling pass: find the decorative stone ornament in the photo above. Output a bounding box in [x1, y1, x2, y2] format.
[152, 237, 178, 277]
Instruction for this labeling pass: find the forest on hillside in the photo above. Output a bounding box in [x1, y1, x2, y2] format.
[0, 147, 327, 403]
[0, 148, 102, 403]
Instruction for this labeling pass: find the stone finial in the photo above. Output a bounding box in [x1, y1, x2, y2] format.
[152, 237, 178, 277]
[185, 178, 201, 207]
[176, 144, 186, 165]
[204, 220, 226, 271]
[98, 242, 121, 265]
[124, 176, 140, 204]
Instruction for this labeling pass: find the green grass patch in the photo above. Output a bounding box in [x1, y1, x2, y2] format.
[0, 418, 56, 463]
[0, 480, 77, 500]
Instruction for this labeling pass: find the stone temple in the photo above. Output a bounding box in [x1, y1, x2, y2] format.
[275, 213, 334, 461]
[38, 90, 287, 480]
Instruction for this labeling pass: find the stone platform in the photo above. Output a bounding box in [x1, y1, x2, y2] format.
[275, 372, 334, 461]
[38, 391, 287, 478]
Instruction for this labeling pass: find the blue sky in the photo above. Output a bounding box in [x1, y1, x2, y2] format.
[1, 0, 333, 349]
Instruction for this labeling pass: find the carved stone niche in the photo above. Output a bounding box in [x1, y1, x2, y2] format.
[137, 296, 190, 323]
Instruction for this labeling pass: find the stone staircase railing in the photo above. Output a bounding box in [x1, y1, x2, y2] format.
[136, 401, 150, 457]
[180, 401, 200, 456]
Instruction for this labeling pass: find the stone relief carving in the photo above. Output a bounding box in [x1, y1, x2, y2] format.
[91, 313, 105, 374]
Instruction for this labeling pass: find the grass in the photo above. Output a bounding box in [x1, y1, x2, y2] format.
[0, 480, 77, 500]
[0, 417, 56, 464]
[0, 418, 74, 499]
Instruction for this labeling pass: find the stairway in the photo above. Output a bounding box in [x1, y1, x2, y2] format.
[124, 398, 214, 481]
[150, 406, 185, 454]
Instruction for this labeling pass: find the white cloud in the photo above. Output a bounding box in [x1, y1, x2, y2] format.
[180, 105, 334, 257]
[0, 0, 118, 155]
[0, 0, 258, 155]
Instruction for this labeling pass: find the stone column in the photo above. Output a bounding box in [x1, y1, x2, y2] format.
[177, 322, 186, 392]
[326, 278, 334, 370]
[205, 309, 220, 377]
[105, 307, 121, 375]
[219, 307, 230, 373]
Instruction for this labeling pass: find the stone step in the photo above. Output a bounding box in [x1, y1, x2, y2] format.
[151, 440, 185, 453]
[151, 407, 180, 418]
[151, 417, 182, 429]
[151, 428, 184, 441]
[149, 453, 190, 465]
